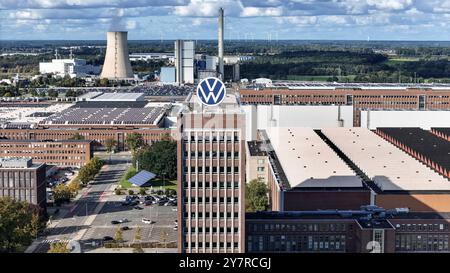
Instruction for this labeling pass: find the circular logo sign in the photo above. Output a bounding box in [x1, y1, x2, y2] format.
[197, 77, 226, 106]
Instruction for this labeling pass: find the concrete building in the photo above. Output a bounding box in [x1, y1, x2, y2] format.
[177, 93, 246, 253]
[246, 208, 450, 253]
[100, 31, 134, 80]
[160, 67, 176, 84]
[246, 141, 269, 183]
[239, 83, 450, 127]
[0, 158, 46, 211]
[175, 40, 195, 84]
[39, 58, 100, 78]
[0, 139, 93, 167]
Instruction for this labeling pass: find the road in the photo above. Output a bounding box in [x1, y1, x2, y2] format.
[30, 161, 128, 253]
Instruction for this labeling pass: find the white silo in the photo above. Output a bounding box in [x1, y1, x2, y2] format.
[100, 31, 133, 79]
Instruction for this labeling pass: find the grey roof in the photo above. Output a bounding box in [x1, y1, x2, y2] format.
[40, 106, 165, 125]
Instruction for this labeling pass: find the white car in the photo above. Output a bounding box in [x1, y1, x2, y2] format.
[142, 218, 155, 224]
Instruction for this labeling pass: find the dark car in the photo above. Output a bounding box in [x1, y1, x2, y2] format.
[111, 220, 120, 224]
[133, 205, 144, 210]
[103, 236, 114, 242]
[121, 226, 130, 231]
[144, 200, 153, 206]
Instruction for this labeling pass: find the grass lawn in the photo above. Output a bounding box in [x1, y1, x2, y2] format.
[118, 165, 176, 191]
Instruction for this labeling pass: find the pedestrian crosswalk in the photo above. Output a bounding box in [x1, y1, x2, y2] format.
[42, 239, 71, 244]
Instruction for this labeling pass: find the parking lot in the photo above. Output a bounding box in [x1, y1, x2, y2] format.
[81, 193, 178, 247]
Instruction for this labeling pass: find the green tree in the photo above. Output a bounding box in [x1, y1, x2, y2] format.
[126, 133, 144, 157]
[245, 179, 269, 212]
[114, 228, 123, 243]
[48, 241, 70, 253]
[135, 139, 177, 181]
[69, 133, 85, 140]
[104, 138, 117, 161]
[0, 197, 41, 252]
[53, 184, 73, 205]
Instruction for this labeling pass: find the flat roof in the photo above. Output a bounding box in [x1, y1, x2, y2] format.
[40, 106, 165, 125]
[266, 127, 362, 188]
[321, 128, 450, 192]
[90, 93, 145, 101]
[247, 141, 267, 156]
[377, 128, 450, 174]
[264, 82, 450, 90]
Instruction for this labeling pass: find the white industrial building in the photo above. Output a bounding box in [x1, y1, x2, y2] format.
[160, 67, 176, 84]
[39, 58, 100, 78]
[243, 105, 353, 141]
[174, 40, 195, 84]
[89, 93, 145, 102]
[267, 127, 362, 188]
[361, 110, 450, 130]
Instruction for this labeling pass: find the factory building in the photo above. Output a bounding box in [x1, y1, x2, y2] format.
[375, 128, 450, 179]
[175, 40, 195, 84]
[239, 83, 450, 128]
[0, 158, 47, 212]
[0, 101, 173, 151]
[432, 128, 450, 141]
[246, 208, 450, 253]
[39, 52, 100, 78]
[177, 94, 246, 253]
[160, 67, 176, 84]
[100, 31, 134, 80]
[0, 139, 93, 167]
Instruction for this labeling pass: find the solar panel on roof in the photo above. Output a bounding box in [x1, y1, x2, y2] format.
[128, 170, 156, 187]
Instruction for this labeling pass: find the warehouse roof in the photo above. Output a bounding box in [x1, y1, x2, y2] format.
[266, 127, 362, 188]
[40, 106, 165, 125]
[377, 128, 450, 175]
[265, 82, 450, 90]
[321, 128, 450, 192]
[90, 92, 145, 101]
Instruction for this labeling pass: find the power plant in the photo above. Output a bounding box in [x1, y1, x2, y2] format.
[100, 31, 133, 79]
[218, 7, 224, 80]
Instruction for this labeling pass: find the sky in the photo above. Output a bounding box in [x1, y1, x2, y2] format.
[1, 0, 450, 40]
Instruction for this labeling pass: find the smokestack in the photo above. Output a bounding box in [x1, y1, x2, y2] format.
[218, 8, 224, 80]
[101, 31, 133, 79]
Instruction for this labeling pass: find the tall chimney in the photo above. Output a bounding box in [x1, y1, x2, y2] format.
[101, 31, 133, 79]
[218, 8, 224, 80]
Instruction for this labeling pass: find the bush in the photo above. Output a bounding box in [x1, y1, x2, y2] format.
[115, 188, 123, 195]
[128, 189, 134, 196]
[165, 189, 176, 196]
[139, 188, 146, 195]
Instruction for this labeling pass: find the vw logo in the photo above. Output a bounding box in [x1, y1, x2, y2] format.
[197, 77, 226, 106]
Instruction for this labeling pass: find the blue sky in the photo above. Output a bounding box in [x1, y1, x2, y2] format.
[1, 0, 450, 40]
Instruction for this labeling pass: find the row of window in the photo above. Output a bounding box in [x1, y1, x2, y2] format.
[188, 227, 239, 233]
[184, 182, 239, 189]
[247, 235, 347, 252]
[184, 212, 239, 218]
[248, 223, 350, 233]
[184, 197, 239, 203]
[395, 234, 449, 252]
[395, 223, 448, 232]
[185, 166, 240, 173]
[184, 151, 239, 158]
[185, 242, 239, 248]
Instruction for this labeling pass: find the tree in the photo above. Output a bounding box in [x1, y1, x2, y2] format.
[69, 133, 85, 140]
[135, 139, 177, 181]
[139, 188, 146, 195]
[126, 133, 144, 157]
[114, 228, 123, 243]
[104, 138, 117, 162]
[0, 197, 41, 252]
[53, 184, 73, 205]
[48, 241, 70, 253]
[245, 179, 269, 212]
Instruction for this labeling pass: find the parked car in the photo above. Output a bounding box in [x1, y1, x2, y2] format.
[142, 218, 155, 224]
[121, 226, 130, 231]
[118, 218, 128, 223]
[133, 205, 143, 210]
[103, 236, 114, 242]
[111, 220, 120, 225]
[144, 200, 153, 206]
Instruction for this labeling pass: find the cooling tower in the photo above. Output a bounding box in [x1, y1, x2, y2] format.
[100, 31, 133, 79]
